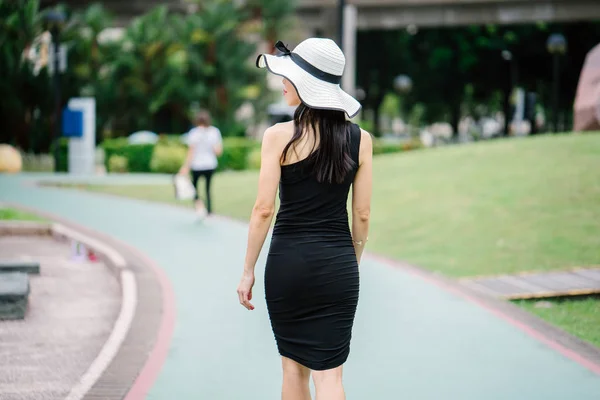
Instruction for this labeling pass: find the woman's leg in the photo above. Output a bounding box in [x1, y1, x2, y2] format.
[190, 170, 206, 214]
[204, 169, 215, 214]
[282, 357, 311, 400]
[312, 365, 345, 400]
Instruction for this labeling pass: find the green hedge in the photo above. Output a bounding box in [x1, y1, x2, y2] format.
[218, 138, 260, 171]
[51, 138, 69, 172]
[102, 138, 154, 173]
[372, 138, 422, 155]
[98, 136, 260, 173]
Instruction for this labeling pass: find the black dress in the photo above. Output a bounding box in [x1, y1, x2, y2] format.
[264, 123, 361, 371]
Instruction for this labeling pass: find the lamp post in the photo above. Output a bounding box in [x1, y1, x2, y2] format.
[43, 10, 66, 171]
[546, 33, 567, 133]
[394, 74, 413, 134]
[501, 50, 517, 136]
[338, 0, 346, 49]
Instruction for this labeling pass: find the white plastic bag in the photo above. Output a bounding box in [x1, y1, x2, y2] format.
[173, 174, 196, 201]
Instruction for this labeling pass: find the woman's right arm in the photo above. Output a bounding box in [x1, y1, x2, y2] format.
[178, 144, 195, 175]
[351, 129, 373, 264]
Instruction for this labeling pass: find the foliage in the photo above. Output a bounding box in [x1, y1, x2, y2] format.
[101, 139, 154, 173]
[372, 139, 422, 155]
[218, 137, 260, 171]
[0, 207, 45, 221]
[246, 147, 262, 170]
[357, 22, 600, 136]
[2, 0, 296, 154]
[107, 154, 128, 173]
[516, 297, 600, 348]
[0, 0, 52, 152]
[150, 145, 186, 174]
[100, 136, 261, 172]
[51, 137, 69, 172]
[21, 152, 54, 172]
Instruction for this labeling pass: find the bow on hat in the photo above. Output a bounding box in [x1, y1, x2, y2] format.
[274, 41, 292, 56]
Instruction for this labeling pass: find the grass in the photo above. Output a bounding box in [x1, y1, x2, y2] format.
[0, 207, 46, 222]
[516, 296, 600, 348]
[60, 133, 600, 278]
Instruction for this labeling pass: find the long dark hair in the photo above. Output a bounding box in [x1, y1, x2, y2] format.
[281, 104, 355, 184]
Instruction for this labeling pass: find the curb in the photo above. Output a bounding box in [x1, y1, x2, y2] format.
[50, 223, 137, 400]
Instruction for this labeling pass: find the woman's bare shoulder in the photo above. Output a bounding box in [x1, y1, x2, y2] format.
[358, 128, 373, 159]
[264, 121, 294, 143]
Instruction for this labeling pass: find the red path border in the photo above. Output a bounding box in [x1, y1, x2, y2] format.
[368, 253, 600, 377]
[121, 244, 176, 400]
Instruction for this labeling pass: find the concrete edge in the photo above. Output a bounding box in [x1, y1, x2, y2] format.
[48, 224, 138, 400]
[0, 220, 53, 236]
[366, 253, 600, 376]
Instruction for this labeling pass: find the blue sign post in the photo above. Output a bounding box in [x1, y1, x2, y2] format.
[62, 109, 83, 138]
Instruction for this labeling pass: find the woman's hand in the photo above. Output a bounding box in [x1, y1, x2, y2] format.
[178, 165, 190, 176]
[237, 272, 255, 310]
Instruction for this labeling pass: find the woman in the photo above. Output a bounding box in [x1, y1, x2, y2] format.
[237, 38, 373, 400]
[178, 110, 223, 218]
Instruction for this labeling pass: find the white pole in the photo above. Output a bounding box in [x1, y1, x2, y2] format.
[342, 4, 357, 100]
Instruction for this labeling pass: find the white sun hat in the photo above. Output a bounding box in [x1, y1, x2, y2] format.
[256, 38, 362, 119]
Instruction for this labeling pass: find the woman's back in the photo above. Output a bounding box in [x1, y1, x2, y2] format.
[273, 122, 361, 237]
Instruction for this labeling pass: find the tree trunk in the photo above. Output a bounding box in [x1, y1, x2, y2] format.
[450, 100, 461, 142]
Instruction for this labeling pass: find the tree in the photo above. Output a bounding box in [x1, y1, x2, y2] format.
[0, 0, 52, 152]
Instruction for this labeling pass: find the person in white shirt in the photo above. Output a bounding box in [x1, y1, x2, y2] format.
[178, 110, 223, 218]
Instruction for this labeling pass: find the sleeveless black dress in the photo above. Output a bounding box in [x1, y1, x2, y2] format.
[264, 123, 361, 371]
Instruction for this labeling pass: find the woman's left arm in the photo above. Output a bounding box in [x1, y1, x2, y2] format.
[213, 128, 224, 156]
[237, 126, 282, 310]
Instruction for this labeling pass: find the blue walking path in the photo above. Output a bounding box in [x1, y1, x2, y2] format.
[1, 173, 599, 399]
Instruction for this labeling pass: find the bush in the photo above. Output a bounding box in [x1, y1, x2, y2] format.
[108, 155, 128, 173]
[247, 147, 261, 170]
[372, 138, 422, 155]
[21, 153, 54, 172]
[51, 138, 69, 172]
[99, 136, 262, 173]
[102, 138, 154, 172]
[150, 145, 187, 174]
[218, 138, 259, 171]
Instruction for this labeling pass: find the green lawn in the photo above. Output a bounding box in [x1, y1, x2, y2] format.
[0, 207, 45, 221]
[516, 296, 600, 348]
[64, 133, 600, 278]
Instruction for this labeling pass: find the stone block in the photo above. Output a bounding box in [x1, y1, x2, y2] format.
[0, 272, 29, 320]
[0, 260, 40, 274]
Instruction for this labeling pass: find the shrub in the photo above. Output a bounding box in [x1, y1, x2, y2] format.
[102, 138, 154, 172]
[51, 138, 69, 172]
[218, 138, 259, 171]
[247, 147, 261, 170]
[21, 153, 54, 172]
[372, 138, 422, 155]
[108, 155, 128, 173]
[150, 145, 187, 174]
[99, 136, 263, 173]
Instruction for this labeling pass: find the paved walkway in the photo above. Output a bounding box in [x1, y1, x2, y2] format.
[0, 234, 120, 399]
[1, 173, 600, 399]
